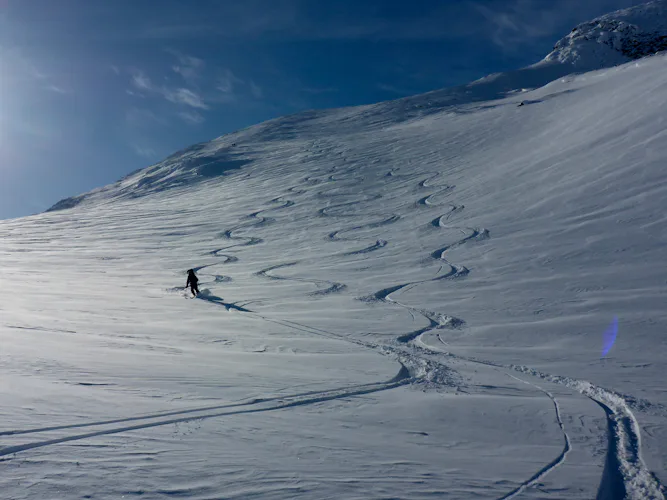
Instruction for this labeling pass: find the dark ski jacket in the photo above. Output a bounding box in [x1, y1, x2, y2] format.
[186, 270, 199, 288]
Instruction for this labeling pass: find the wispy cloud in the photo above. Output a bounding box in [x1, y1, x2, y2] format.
[217, 69, 242, 94]
[129, 69, 208, 109]
[169, 50, 205, 84]
[178, 110, 205, 125]
[249, 80, 263, 99]
[0, 46, 71, 95]
[46, 84, 68, 94]
[163, 87, 208, 109]
[214, 69, 246, 103]
[473, 1, 554, 50]
[132, 145, 157, 159]
[131, 70, 153, 91]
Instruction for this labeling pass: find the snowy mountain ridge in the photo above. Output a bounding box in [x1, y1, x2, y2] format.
[543, 0, 667, 68]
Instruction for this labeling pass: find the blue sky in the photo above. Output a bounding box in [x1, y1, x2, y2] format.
[0, 0, 646, 218]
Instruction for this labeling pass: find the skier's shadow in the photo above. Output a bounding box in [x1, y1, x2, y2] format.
[197, 289, 252, 312]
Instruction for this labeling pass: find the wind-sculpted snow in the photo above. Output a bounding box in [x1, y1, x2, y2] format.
[3, 31, 667, 500]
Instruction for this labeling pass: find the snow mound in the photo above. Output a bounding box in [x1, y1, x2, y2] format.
[543, 0, 667, 69]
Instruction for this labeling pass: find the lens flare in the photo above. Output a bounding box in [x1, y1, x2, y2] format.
[601, 316, 618, 358]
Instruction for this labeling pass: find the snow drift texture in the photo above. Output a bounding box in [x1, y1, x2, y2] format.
[3, 2, 667, 499]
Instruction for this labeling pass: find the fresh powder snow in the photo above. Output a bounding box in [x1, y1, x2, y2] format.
[1, 2, 667, 499]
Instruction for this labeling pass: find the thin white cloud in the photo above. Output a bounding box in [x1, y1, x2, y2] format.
[178, 110, 205, 125]
[132, 71, 153, 91]
[0, 46, 71, 95]
[249, 80, 263, 99]
[46, 84, 68, 94]
[217, 69, 243, 94]
[129, 70, 208, 109]
[132, 145, 157, 158]
[213, 69, 246, 103]
[473, 1, 549, 50]
[169, 51, 205, 84]
[163, 88, 209, 109]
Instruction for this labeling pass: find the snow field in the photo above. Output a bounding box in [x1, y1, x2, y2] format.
[2, 50, 667, 499]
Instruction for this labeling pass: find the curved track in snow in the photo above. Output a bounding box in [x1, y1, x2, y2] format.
[255, 262, 347, 296]
[348, 171, 664, 499]
[497, 374, 573, 500]
[164, 159, 664, 498]
[358, 174, 481, 342]
[413, 335, 666, 499]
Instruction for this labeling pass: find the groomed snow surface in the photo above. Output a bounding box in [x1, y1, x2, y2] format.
[2, 54, 667, 500]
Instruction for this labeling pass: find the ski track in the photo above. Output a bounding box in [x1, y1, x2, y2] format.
[6, 165, 664, 500]
[350, 171, 662, 499]
[327, 214, 397, 256]
[416, 186, 455, 207]
[508, 365, 665, 500]
[328, 215, 400, 241]
[356, 175, 476, 344]
[496, 374, 573, 500]
[255, 262, 347, 296]
[198, 198, 298, 275]
[0, 370, 411, 459]
[414, 336, 666, 500]
[342, 239, 387, 256]
[430, 205, 465, 226]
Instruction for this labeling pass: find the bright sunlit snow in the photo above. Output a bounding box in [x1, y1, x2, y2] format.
[2, 4, 667, 499]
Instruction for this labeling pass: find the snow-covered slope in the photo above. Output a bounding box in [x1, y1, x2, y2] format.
[46, 2, 667, 216]
[3, 7, 667, 500]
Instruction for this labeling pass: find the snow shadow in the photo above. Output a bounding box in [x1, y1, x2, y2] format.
[518, 88, 579, 107]
[196, 157, 252, 178]
[197, 289, 252, 312]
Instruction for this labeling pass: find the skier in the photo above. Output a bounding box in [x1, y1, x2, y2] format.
[186, 269, 200, 297]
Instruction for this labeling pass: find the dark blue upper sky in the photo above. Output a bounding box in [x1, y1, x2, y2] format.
[0, 0, 646, 218]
